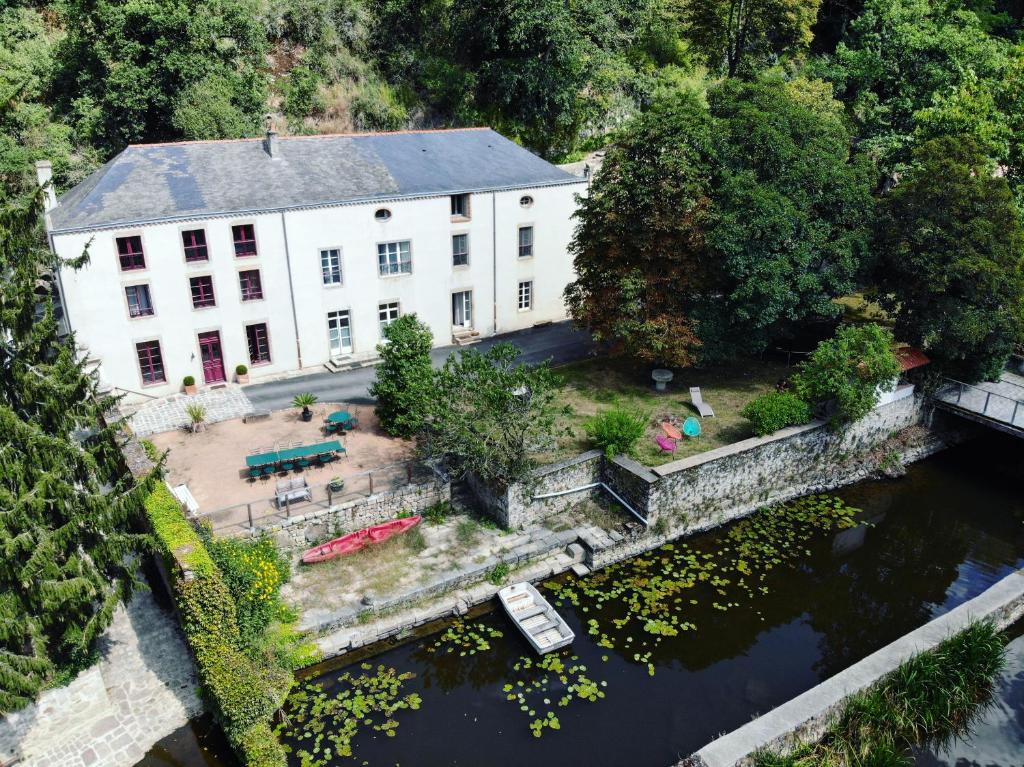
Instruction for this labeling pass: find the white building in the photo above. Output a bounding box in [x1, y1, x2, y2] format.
[41, 128, 587, 401]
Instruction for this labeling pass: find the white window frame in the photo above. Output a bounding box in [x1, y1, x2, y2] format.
[377, 241, 412, 277]
[518, 225, 534, 258]
[327, 309, 353, 357]
[378, 301, 401, 336]
[518, 280, 533, 311]
[452, 233, 469, 267]
[320, 247, 343, 286]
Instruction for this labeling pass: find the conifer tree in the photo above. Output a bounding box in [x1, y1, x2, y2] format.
[0, 170, 151, 713]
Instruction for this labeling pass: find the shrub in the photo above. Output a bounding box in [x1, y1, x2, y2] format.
[236, 364, 248, 376]
[792, 323, 901, 428]
[183, 375, 196, 387]
[369, 314, 436, 437]
[185, 403, 206, 426]
[143, 484, 291, 766]
[423, 500, 452, 525]
[741, 392, 812, 436]
[585, 407, 647, 458]
[488, 563, 510, 585]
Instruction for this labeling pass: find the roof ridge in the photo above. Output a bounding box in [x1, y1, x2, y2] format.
[127, 126, 492, 150]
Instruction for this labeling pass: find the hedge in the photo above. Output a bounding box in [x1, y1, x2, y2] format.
[144, 483, 290, 766]
[741, 391, 813, 437]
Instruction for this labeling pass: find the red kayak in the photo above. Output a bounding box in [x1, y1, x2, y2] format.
[301, 516, 422, 565]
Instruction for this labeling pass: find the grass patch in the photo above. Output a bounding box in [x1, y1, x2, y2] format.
[754, 620, 1007, 766]
[543, 356, 790, 467]
[404, 526, 427, 554]
[455, 519, 481, 548]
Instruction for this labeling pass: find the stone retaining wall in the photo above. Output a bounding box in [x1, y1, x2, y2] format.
[476, 396, 966, 537]
[261, 478, 452, 551]
[683, 568, 1024, 767]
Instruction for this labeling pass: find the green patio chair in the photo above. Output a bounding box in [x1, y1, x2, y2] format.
[247, 467, 261, 480]
[261, 466, 275, 479]
[281, 461, 295, 472]
[318, 453, 333, 465]
[298, 457, 312, 469]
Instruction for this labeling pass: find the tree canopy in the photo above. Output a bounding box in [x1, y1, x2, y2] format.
[565, 75, 873, 365]
[0, 172, 150, 712]
[369, 314, 436, 438]
[872, 136, 1024, 382]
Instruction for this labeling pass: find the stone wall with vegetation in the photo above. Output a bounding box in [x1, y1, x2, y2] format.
[262, 478, 451, 551]
[646, 393, 930, 530]
[490, 396, 964, 538]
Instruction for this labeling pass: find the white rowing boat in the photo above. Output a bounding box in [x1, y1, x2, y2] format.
[498, 582, 575, 655]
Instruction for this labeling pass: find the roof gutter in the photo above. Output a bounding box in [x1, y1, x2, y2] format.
[48, 178, 589, 236]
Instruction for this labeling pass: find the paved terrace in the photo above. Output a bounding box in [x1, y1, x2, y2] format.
[933, 370, 1024, 437]
[149, 403, 414, 529]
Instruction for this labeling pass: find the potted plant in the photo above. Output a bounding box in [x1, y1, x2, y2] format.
[185, 403, 206, 433]
[183, 375, 197, 395]
[293, 392, 319, 422]
[328, 476, 345, 493]
[235, 364, 249, 384]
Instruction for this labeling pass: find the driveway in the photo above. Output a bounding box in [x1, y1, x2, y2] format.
[244, 321, 595, 412]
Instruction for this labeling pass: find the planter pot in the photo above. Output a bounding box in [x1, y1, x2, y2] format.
[236, 374, 250, 384]
[329, 479, 345, 493]
[184, 384, 198, 396]
[301, 408, 313, 422]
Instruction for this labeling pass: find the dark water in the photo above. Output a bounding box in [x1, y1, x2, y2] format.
[137, 434, 1024, 767]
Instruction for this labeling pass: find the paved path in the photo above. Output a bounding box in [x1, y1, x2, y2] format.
[128, 386, 254, 437]
[244, 321, 595, 412]
[0, 591, 202, 767]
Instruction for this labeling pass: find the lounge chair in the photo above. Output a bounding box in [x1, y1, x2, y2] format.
[655, 435, 676, 453]
[689, 387, 715, 418]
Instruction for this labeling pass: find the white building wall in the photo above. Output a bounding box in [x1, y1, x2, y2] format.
[51, 180, 586, 401]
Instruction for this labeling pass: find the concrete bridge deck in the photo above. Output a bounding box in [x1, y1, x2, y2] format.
[933, 370, 1024, 437]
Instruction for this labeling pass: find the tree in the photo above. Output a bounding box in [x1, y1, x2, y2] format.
[872, 136, 1024, 382]
[564, 89, 714, 367]
[419, 343, 562, 488]
[369, 314, 436, 438]
[819, 0, 1009, 177]
[0, 174, 151, 712]
[53, 0, 267, 153]
[565, 77, 873, 365]
[792, 323, 901, 426]
[683, 0, 821, 76]
[699, 76, 874, 360]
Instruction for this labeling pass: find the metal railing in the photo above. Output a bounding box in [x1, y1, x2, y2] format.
[200, 460, 440, 536]
[935, 379, 1024, 429]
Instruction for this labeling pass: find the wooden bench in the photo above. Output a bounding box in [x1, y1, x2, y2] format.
[275, 477, 311, 507]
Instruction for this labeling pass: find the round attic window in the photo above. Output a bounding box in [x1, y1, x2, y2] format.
[374, 208, 392, 222]
[519, 195, 534, 208]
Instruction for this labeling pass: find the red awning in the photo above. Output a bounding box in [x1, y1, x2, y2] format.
[894, 346, 930, 371]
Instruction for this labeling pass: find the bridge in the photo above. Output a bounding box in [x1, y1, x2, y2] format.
[932, 370, 1024, 438]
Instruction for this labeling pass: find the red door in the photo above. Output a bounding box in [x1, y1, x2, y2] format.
[198, 331, 226, 384]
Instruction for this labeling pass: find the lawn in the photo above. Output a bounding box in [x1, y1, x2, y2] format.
[540, 356, 793, 467]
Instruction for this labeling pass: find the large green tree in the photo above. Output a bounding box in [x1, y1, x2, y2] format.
[872, 136, 1024, 382]
[819, 0, 1009, 177]
[53, 0, 268, 153]
[683, 0, 822, 76]
[565, 76, 873, 365]
[368, 313, 436, 438]
[699, 76, 874, 359]
[564, 89, 714, 367]
[0, 175, 151, 712]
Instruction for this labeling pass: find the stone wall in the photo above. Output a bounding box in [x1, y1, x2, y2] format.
[259, 477, 451, 551]
[480, 395, 962, 537]
[645, 393, 927, 531]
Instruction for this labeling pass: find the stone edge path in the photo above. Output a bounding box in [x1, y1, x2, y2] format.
[0, 591, 202, 767]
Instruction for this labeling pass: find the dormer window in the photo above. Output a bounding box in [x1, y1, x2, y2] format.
[116, 236, 145, 271]
[450, 194, 470, 219]
[232, 224, 257, 257]
[375, 208, 392, 222]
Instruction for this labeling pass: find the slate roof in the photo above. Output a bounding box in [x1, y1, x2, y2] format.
[49, 128, 581, 233]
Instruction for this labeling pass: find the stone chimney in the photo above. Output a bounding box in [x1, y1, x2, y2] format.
[35, 160, 57, 211]
[263, 114, 279, 158]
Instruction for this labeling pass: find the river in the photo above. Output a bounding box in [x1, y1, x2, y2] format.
[136, 432, 1024, 767]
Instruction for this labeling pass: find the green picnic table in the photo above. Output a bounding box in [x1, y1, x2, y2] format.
[326, 411, 352, 424]
[245, 439, 343, 468]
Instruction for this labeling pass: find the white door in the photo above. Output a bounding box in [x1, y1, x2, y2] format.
[327, 310, 352, 357]
[452, 291, 473, 329]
